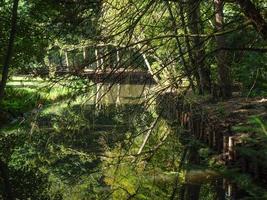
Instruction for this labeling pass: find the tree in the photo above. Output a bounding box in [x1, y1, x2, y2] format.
[187, 0, 211, 94]
[214, 0, 232, 98]
[0, 0, 19, 100]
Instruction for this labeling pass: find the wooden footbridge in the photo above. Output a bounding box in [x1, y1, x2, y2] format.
[45, 44, 157, 84]
[55, 68, 156, 84]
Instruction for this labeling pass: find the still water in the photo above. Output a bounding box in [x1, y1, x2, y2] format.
[74, 84, 240, 199]
[8, 83, 257, 199]
[93, 83, 152, 104]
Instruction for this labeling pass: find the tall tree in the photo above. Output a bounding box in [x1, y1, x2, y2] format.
[0, 0, 19, 100]
[187, 0, 211, 94]
[214, 0, 232, 98]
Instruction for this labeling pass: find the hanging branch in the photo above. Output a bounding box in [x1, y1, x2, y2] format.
[235, 0, 267, 40]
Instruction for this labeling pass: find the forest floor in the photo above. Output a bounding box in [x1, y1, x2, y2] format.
[190, 94, 267, 191]
[203, 96, 267, 143]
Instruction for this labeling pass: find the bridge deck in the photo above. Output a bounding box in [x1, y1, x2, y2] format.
[55, 68, 156, 84]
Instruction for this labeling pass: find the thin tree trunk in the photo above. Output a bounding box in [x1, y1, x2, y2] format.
[235, 0, 267, 40]
[178, 1, 198, 93]
[187, 0, 211, 94]
[214, 0, 232, 98]
[0, 0, 19, 100]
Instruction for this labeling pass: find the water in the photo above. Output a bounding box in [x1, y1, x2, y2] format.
[68, 84, 231, 199]
[6, 82, 258, 199]
[93, 83, 153, 105]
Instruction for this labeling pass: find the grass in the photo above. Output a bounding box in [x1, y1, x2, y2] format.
[0, 87, 42, 115]
[1, 76, 86, 116]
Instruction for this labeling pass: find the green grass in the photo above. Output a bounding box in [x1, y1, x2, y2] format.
[0, 87, 43, 115]
[1, 76, 85, 116]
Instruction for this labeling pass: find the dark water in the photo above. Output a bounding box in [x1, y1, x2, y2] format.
[5, 83, 260, 199]
[66, 84, 237, 199]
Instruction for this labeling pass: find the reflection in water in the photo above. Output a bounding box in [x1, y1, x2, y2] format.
[88, 84, 234, 199]
[93, 83, 153, 105]
[10, 83, 253, 199]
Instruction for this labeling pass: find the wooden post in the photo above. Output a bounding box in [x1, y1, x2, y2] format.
[224, 180, 235, 199]
[116, 48, 120, 64]
[95, 48, 99, 69]
[227, 182, 233, 199]
[83, 47, 87, 60]
[100, 47, 104, 70]
[116, 83, 121, 105]
[228, 136, 235, 161]
[65, 51, 69, 68]
[223, 135, 229, 160]
[95, 83, 101, 107]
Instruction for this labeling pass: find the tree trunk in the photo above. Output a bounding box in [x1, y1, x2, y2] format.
[0, 0, 19, 100]
[178, 1, 197, 93]
[235, 0, 267, 40]
[214, 0, 232, 98]
[187, 0, 211, 94]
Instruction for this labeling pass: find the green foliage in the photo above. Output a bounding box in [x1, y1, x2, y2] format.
[231, 116, 267, 198]
[1, 0, 267, 198]
[233, 52, 267, 96]
[0, 87, 43, 115]
[9, 166, 51, 200]
[0, 76, 84, 116]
